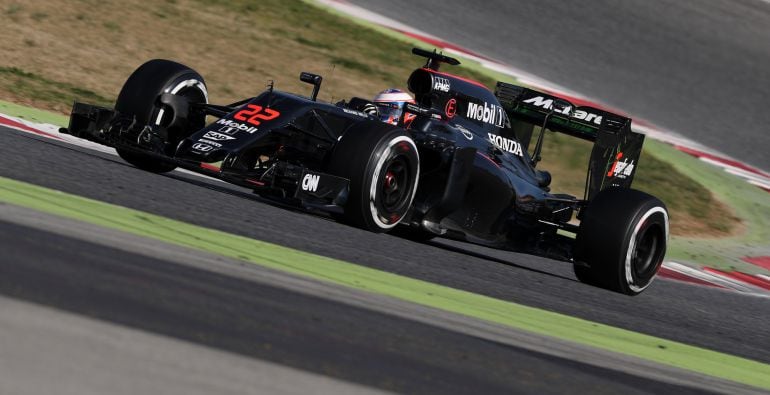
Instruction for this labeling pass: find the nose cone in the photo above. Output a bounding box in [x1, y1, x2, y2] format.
[176, 139, 228, 163]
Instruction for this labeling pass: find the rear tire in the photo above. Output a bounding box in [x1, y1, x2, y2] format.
[573, 188, 669, 295]
[115, 59, 208, 173]
[327, 121, 420, 232]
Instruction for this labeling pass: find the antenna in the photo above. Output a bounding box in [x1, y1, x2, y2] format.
[266, 79, 274, 107]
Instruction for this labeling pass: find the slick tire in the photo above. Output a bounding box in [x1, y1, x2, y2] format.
[573, 188, 669, 295]
[115, 59, 208, 173]
[327, 121, 420, 233]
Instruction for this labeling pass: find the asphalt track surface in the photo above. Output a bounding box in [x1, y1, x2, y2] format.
[346, 0, 770, 172]
[0, 208, 717, 395]
[1, 127, 769, 393]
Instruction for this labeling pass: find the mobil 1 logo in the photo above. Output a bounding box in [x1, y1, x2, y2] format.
[466, 101, 505, 128]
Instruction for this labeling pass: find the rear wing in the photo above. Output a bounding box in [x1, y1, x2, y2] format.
[495, 82, 645, 200]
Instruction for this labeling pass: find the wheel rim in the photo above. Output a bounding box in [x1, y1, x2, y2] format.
[156, 83, 207, 128]
[374, 154, 413, 223]
[154, 82, 208, 155]
[632, 222, 664, 278]
[380, 157, 410, 211]
[368, 136, 419, 229]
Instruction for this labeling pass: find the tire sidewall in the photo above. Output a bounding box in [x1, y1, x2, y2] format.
[116, 60, 208, 129]
[114, 60, 208, 173]
[327, 121, 420, 232]
[362, 132, 420, 231]
[618, 204, 669, 294]
[575, 188, 669, 295]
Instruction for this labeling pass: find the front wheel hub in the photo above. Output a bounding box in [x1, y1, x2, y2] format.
[384, 171, 398, 191]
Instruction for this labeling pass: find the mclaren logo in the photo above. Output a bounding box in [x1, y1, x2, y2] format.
[523, 96, 603, 125]
[457, 124, 473, 140]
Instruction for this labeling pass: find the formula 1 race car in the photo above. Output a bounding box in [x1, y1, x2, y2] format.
[62, 48, 668, 295]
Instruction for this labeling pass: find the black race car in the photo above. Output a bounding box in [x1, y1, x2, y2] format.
[62, 48, 669, 295]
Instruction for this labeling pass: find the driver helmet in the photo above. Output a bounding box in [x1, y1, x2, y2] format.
[373, 88, 415, 125]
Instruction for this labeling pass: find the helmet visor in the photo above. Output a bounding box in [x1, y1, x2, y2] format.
[375, 101, 405, 125]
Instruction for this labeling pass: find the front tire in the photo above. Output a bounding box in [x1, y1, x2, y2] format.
[573, 188, 669, 295]
[115, 59, 208, 173]
[327, 121, 420, 232]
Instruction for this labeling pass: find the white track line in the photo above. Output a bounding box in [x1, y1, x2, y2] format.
[663, 262, 769, 296]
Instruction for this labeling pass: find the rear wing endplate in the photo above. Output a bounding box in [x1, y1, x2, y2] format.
[495, 82, 645, 200]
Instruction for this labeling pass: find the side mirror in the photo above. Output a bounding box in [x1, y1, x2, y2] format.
[299, 72, 323, 101]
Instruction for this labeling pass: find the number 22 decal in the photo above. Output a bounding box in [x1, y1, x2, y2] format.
[233, 104, 281, 126]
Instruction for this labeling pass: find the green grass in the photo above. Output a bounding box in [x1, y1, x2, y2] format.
[102, 21, 122, 32]
[644, 140, 770, 273]
[0, 174, 769, 390]
[634, 148, 740, 235]
[0, 100, 68, 125]
[30, 11, 48, 21]
[5, 3, 22, 20]
[0, 67, 112, 109]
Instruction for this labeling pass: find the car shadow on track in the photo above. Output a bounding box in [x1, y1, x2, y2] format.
[35, 132, 578, 285]
[423, 239, 578, 282]
[166, 170, 579, 284]
[169, 166, 578, 284]
[163, 172, 334, 218]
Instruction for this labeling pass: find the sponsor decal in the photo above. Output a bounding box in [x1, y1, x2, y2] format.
[466, 101, 505, 127]
[192, 143, 213, 152]
[216, 118, 259, 134]
[607, 152, 635, 179]
[203, 131, 236, 141]
[572, 109, 602, 125]
[445, 98, 457, 118]
[218, 125, 239, 135]
[433, 76, 451, 93]
[523, 96, 603, 125]
[197, 139, 222, 148]
[613, 159, 635, 178]
[233, 104, 281, 126]
[342, 108, 368, 117]
[301, 173, 320, 192]
[457, 124, 473, 140]
[488, 133, 523, 156]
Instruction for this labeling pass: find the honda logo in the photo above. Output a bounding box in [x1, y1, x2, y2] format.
[192, 143, 213, 152]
